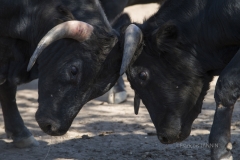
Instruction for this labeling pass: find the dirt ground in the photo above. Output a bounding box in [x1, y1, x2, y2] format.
[1, 3, 240, 160]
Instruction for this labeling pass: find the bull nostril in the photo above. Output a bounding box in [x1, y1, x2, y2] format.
[36, 119, 58, 134]
[37, 119, 66, 136]
[158, 135, 169, 144]
[162, 137, 168, 143]
[36, 114, 68, 136]
[46, 124, 52, 131]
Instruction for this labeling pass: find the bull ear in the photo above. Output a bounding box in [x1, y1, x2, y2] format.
[100, 33, 118, 56]
[153, 22, 178, 45]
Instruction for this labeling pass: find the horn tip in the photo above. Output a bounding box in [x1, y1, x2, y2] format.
[27, 62, 34, 72]
[27, 57, 37, 72]
[27, 65, 32, 72]
[119, 69, 125, 76]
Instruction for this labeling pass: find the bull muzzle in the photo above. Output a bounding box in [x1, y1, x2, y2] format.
[35, 111, 70, 136]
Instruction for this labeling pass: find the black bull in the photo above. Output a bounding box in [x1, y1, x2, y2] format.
[117, 0, 240, 159]
[0, 0, 137, 148]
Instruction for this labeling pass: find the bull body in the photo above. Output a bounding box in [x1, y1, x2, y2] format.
[122, 0, 240, 159]
[0, 0, 123, 148]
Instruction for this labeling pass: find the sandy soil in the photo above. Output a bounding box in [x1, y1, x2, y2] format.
[1, 3, 240, 160]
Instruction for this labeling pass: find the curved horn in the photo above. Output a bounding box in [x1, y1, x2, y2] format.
[134, 92, 141, 115]
[27, 21, 94, 71]
[119, 24, 143, 75]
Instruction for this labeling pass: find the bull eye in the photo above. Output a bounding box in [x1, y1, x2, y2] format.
[70, 66, 78, 76]
[139, 71, 148, 81]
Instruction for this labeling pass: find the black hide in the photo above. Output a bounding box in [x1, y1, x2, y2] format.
[123, 0, 240, 159]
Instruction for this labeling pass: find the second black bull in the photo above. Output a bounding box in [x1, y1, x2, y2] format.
[117, 0, 240, 159]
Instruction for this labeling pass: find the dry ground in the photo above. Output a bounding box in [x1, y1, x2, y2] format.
[1, 3, 240, 160]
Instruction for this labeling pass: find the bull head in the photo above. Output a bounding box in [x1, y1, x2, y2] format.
[32, 16, 143, 135]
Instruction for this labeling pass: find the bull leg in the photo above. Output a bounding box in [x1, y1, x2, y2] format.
[0, 81, 38, 148]
[108, 76, 127, 104]
[209, 104, 233, 160]
[209, 49, 240, 160]
[0, 37, 14, 85]
[0, 63, 8, 85]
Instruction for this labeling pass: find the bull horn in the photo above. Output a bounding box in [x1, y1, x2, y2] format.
[134, 92, 141, 115]
[119, 24, 143, 75]
[27, 20, 94, 71]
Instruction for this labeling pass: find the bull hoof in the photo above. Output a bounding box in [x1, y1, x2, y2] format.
[219, 153, 232, 160]
[13, 135, 39, 148]
[212, 152, 232, 160]
[211, 142, 233, 160]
